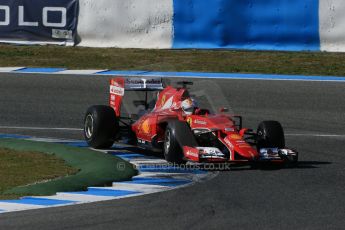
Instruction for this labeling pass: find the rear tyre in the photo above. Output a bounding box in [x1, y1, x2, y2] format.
[84, 105, 118, 149]
[256, 121, 285, 149]
[163, 124, 185, 164]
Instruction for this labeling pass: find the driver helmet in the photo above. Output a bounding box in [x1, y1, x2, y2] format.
[181, 98, 197, 115]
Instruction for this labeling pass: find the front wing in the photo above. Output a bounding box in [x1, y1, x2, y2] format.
[183, 146, 298, 164]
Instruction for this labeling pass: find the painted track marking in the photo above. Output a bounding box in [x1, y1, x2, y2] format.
[1, 67, 345, 82]
[285, 133, 345, 138]
[0, 126, 82, 131]
[0, 135, 212, 214]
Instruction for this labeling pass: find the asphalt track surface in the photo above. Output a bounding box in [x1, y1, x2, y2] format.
[0, 73, 345, 229]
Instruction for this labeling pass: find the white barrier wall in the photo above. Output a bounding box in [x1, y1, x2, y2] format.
[76, 0, 345, 52]
[319, 0, 345, 52]
[77, 0, 173, 48]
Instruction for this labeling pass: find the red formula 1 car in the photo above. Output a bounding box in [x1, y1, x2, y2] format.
[83, 77, 298, 166]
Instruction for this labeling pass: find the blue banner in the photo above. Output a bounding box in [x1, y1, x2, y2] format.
[0, 0, 78, 45]
[173, 0, 320, 51]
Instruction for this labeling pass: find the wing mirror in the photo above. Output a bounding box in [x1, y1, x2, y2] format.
[219, 107, 229, 113]
[239, 128, 255, 137]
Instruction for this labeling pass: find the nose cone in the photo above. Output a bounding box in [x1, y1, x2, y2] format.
[225, 134, 259, 160]
[235, 146, 259, 160]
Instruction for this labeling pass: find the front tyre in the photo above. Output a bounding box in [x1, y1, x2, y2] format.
[257, 120, 285, 149]
[163, 125, 185, 164]
[84, 105, 118, 149]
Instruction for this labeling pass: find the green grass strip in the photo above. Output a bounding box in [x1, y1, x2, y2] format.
[1, 45, 345, 76]
[0, 139, 137, 196]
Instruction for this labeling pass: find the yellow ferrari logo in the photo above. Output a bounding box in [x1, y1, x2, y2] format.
[141, 119, 151, 134]
[187, 117, 192, 125]
[230, 134, 242, 140]
[161, 95, 167, 105]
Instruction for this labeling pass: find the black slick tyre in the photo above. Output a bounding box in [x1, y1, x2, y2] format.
[163, 125, 185, 164]
[257, 120, 285, 149]
[84, 105, 118, 149]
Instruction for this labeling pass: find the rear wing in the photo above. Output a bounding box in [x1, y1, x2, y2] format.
[109, 77, 164, 116]
[124, 77, 164, 91]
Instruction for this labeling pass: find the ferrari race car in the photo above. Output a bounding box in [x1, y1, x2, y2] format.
[83, 77, 298, 166]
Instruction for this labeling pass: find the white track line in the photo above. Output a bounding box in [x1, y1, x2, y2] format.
[55, 70, 107, 75]
[285, 133, 345, 138]
[34, 194, 117, 203]
[0, 126, 82, 131]
[0, 203, 46, 212]
[0, 67, 24, 72]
